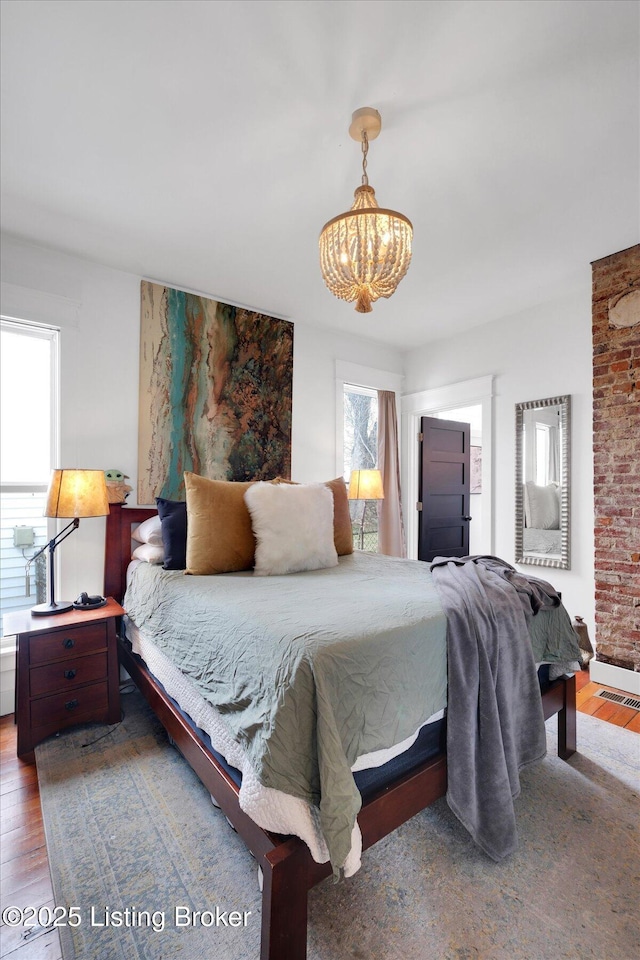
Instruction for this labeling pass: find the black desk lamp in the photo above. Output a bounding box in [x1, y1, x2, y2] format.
[28, 469, 110, 616]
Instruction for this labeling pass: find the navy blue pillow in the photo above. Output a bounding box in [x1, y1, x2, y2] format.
[155, 498, 187, 570]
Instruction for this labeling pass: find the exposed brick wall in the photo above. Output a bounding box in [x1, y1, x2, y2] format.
[592, 244, 640, 672]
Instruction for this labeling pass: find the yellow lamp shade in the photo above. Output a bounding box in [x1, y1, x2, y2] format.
[45, 469, 110, 519]
[347, 469, 384, 500]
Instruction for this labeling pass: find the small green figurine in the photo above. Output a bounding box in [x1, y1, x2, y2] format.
[104, 469, 132, 503]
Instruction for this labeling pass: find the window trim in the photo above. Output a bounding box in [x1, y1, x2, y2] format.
[1, 317, 60, 645]
[335, 361, 403, 479]
[1, 316, 60, 487]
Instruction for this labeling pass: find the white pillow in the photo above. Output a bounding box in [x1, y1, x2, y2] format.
[244, 482, 338, 576]
[132, 515, 163, 545]
[524, 481, 560, 530]
[132, 542, 165, 564]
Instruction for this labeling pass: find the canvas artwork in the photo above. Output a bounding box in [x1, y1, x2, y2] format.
[138, 281, 294, 504]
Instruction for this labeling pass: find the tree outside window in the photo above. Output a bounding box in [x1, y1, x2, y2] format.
[343, 385, 379, 551]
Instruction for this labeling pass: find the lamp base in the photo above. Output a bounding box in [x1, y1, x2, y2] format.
[31, 600, 75, 617]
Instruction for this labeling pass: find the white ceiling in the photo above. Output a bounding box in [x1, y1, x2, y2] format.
[1, 0, 638, 349]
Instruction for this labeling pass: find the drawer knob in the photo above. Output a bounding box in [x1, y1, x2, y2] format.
[65, 699, 79, 711]
[63, 638, 75, 650]
[64, 669, 77, 680]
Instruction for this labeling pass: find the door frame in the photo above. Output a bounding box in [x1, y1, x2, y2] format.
[401, 375, 494, 560]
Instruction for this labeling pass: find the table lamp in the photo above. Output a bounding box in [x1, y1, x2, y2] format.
[347, 469, 385, 502]
[348, 469, 385, 551]
[28, 469, 110, 616]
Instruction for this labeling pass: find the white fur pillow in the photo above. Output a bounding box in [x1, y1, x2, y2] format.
[244, 482, 338, 576]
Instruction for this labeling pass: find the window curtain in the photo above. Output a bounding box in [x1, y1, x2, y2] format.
[377, 390, 406, 557]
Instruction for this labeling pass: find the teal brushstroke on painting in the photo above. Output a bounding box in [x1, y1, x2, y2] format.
[166, 287, 193, 494]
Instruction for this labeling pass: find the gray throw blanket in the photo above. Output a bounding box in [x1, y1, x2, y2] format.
[430, 556, 548, 861]
[462, 554, 562, 617]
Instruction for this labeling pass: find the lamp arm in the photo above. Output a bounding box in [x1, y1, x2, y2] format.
[25, 519, 79, 600]
[26, 518, 80, 566]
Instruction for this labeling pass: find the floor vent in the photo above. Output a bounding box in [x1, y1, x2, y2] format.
[595, 690, 640, 712]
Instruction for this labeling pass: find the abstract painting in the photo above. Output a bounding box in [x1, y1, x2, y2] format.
[138, 281, 294, 503]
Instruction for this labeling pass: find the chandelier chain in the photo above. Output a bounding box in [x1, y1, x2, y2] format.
[361, 131, 369, 186]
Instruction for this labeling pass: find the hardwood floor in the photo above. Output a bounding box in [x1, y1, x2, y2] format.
[0, 671, 638, 959]
[0, 717, 61, 959]
[575, 674, 640, 731]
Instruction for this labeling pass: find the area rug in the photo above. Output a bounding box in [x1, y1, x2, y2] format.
[35, 689, 639, 960]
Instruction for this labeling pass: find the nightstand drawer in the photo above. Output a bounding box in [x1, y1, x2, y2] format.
[30, 681, 110, 730]
[29, 622, 108, 665]
[30, 652, 108, 698]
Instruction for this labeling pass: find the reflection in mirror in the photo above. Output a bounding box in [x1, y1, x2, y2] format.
[515, 395, 570, 569]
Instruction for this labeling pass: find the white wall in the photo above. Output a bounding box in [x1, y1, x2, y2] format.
[402, 282, 595, 634]
[0, 234, 403, 606]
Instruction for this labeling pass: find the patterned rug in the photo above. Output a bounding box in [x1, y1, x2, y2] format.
[35, 689, 639, 960]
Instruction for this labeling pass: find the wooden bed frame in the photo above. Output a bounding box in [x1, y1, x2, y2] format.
[104, 502, 577, 960]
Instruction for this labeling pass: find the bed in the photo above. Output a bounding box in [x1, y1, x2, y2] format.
[104, 498, 580, 960]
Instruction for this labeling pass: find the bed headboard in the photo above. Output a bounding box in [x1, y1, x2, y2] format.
[104, 503, 158, 604]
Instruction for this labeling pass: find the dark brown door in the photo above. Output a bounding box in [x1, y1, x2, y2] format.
[418, 416, 471, 562]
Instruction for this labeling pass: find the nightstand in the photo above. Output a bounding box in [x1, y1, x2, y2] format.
[5, 598, 123, 761]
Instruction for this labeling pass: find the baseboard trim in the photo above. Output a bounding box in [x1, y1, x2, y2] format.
[590, 660, 640, 697]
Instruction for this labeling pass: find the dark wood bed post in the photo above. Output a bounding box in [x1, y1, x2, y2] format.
[105, 503, 577, 960]
[104, 503, 124, 602]
[105, 503, 158, 604]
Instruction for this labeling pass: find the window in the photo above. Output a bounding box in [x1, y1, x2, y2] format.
[343, 384, 379, 551]
[535, 423, 551, 486]
[1, 318, 59, 634]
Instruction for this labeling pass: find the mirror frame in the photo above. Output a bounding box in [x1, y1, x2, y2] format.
[515, 394, 571, 570]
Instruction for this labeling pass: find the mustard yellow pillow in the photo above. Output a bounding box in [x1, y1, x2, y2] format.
[273, 476, 353, 556]
[184, 472, 257, 575]
[324, 477, 353, 556]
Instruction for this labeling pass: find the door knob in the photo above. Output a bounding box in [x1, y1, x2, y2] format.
[463, 516, 472, 521]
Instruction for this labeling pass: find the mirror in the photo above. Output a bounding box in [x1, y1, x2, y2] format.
[515, 395, 570, 569]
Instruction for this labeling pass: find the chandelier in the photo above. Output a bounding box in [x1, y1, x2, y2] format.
[319, 107, 413, 314]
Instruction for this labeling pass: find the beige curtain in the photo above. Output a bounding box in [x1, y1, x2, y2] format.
[377, 390, 406, 557]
